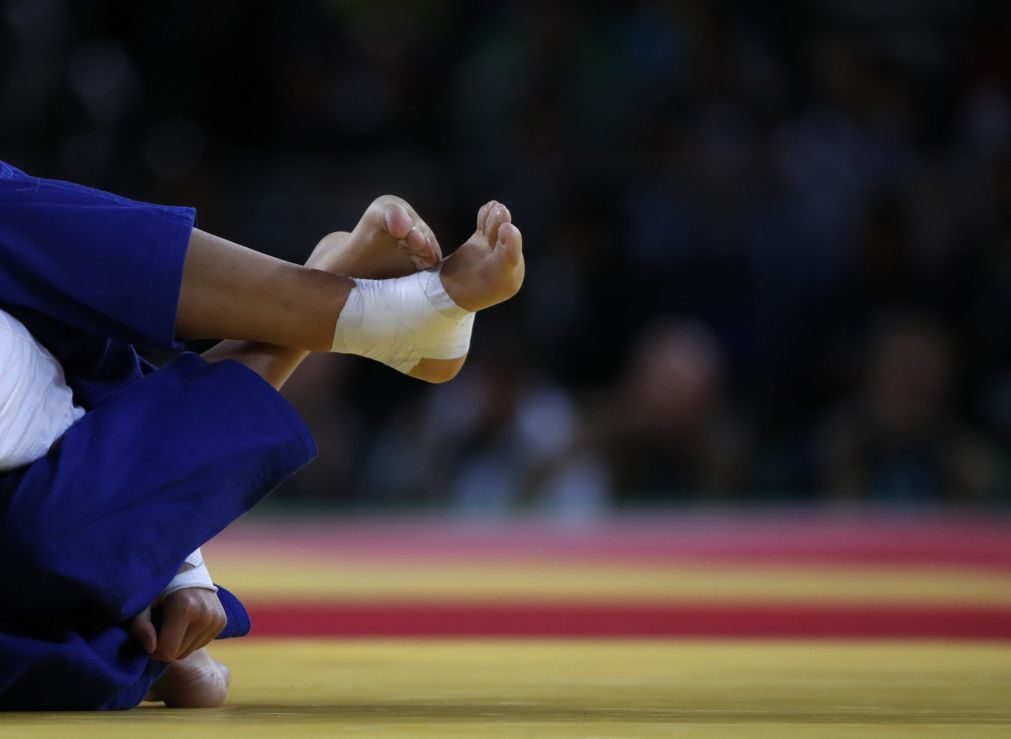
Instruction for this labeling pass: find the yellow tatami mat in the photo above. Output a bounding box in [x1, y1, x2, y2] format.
[5, 639, 1010, 737]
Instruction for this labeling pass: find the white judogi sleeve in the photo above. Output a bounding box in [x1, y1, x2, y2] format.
[0, 308, 85, 471]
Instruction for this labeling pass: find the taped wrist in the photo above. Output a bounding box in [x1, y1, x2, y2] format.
[160, 547, 217, 600]
[331, 267, 474, 374]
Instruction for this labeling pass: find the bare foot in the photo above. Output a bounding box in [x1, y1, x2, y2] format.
[311, 195, 440, 279]
[439, 200, 524, 312]
[411, 200, 524, 383]
[313, 199, 523, 384]
[145, 647, 231, 708]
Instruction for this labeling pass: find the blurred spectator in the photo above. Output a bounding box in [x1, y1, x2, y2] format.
[360, 345, 596, 518]
[1, 0, 1009, 509]
[573, 321, 747, 504]
[817, 313, 1000, 504]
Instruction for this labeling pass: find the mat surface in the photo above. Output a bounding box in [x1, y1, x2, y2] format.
[4, 512, 1011, 736]
[6, 640, 1011, 736]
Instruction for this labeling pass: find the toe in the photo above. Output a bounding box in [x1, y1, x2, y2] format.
[477, 201, 498, 233]
[406, 227, 426, 251]
[496, 222, 524, 265]
[421, 224, 443, 262]
[405, 227, 438, 268]
[383, 202, 413, 240]
[484, 203, 512, 245]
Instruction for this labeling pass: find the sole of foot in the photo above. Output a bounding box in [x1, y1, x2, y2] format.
[439, 200, 524, 313]
[410, 200, 524, 383]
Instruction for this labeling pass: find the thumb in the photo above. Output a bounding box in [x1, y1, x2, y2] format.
[128, 607, 158, 654]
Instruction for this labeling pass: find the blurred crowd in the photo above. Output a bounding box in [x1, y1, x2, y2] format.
[2, 0, 1009, 512]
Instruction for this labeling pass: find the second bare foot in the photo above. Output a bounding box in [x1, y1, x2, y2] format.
[409, 201, 524, 383]
[439, 200, 524, 312]
[311, 196, 440, 279]
[146, 648, 231, 708]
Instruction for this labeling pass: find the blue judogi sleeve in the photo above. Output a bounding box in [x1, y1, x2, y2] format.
[0, 160, 192, 348]
[0, 353, 317, 710]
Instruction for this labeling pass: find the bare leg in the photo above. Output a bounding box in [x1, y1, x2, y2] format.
[174, 197, 440, 352]
[176, 229, 351, 351]
[179, 197, 523, 386]
[201, 340, 304, 390]
[200, 210, 434, 389]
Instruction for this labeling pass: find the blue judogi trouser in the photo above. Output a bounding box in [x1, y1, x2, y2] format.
[0, 161, 317, 710]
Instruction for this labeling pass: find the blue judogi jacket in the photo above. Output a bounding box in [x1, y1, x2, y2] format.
[0, 161, 317, 709]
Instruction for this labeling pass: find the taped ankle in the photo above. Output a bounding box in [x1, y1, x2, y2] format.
[330, 268, 474, 374]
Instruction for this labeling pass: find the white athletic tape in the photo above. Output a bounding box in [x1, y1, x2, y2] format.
[331, 267, 474, 374]
[161, 550, 217, 600]
[183, 548, 205, 570]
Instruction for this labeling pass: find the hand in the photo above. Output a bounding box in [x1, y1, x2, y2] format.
[129, 589, 227, 662]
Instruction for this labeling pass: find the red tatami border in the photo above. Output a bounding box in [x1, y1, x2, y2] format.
[215, 515, 1011, 569]
[245, 602, 1011, 640]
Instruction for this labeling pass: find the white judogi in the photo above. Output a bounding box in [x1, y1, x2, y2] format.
[0, 308, 84, 472]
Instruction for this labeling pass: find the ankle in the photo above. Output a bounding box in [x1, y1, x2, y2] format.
[409, 356, 466, 383]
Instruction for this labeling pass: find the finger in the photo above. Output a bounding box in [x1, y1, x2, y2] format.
[181, 604, 227, 660]
[152, 610, 188, 662]
[178, 617, 221, 661]
[176, 626, 203, 661]
[128, 608, 157, 654]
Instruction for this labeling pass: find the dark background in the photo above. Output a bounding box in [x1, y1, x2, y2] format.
[2, 0, 1009, 514]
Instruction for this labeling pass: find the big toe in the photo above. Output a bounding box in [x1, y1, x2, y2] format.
[382, 201, 438, 269]
[496, 222, 523, 265]
[382, 202, 413, 240]
[405, 226, 438, 269]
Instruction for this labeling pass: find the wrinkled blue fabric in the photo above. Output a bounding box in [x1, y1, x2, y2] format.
[0, 162, 316, 709]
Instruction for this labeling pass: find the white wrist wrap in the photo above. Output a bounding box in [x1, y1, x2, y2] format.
[331, 267, 474, 374]
[183, 549, 205, 569]
[161, 548, 217, 600]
